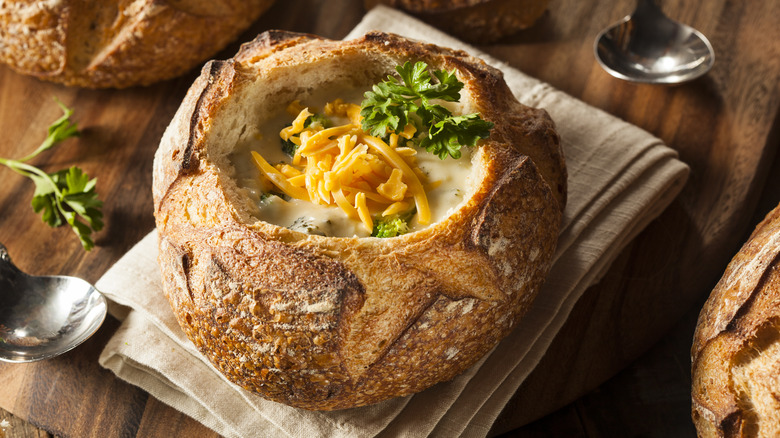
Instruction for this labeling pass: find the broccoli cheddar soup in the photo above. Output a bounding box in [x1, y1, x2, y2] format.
[231, 62, 492, 238]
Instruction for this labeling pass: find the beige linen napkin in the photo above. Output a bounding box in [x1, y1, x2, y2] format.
[97, 6, 690, 438]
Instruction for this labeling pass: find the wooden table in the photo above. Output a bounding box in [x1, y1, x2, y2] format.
[1, 0, 778, 436]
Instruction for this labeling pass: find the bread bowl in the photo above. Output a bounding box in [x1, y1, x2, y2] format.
[0, 0, 275, 88]
[692, 203, 780, 436]
[364, 0, 550, 43]
[152, 30, 566, 410]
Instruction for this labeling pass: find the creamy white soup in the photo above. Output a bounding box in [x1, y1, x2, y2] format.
[231, 87, 476, 238]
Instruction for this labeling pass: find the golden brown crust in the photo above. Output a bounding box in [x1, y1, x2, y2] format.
[364, 0, 550, 43]
[153, 30, 566, 410]
[692, 204, 780, 437]
[0, 0, 275, 88]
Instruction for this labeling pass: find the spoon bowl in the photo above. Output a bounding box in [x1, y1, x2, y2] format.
[0, 243, 106, 363]
[594, 0, 714, 84]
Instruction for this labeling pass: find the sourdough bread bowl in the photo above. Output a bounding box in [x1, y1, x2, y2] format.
[152, 30, 566, 410]
[0, 0, 275, 88]
[692, 203, 780, 436]
[364, 0, 550, 43]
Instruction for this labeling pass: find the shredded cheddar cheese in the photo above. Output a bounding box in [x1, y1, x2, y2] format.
[280, 108, 312, 142]
[251, 100, 433, 233]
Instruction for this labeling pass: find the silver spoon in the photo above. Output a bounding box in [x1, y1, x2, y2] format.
[0, 243, 107, 362]
[594, 0, 714, 84]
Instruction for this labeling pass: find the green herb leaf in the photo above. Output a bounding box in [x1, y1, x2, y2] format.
[359, 61, 492, 159]
[21, 98, 80, 162]
[393, 61, 430, 98]
[0, 99, 103, 251]
[415, 103, 452, 128]
[392, 62, 462, 104]
[421, 114, 494, 160]
[360, 81, 411, 138]
[61, 167, 104, 230]
[430, 69, 464, 101]
[44, 101, 80, 148]
[29, 168, 104, 251]
[31, 189, 63, 228]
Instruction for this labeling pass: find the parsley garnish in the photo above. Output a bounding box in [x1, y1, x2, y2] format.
[0, 100, 103, 250]
[421, 113, 494, 160]
[360, 61, 493, 159]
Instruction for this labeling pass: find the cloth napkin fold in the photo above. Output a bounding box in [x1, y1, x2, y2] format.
[97, 6, 689, 438]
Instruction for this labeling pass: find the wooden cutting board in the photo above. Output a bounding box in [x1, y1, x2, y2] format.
[0, 0, 778, 436]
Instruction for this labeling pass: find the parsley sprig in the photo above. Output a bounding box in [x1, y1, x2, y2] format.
[0, 100, 103, 250]
[360, 61, 494, 159]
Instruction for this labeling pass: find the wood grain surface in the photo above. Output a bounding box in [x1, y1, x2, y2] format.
[0, 0, 778, 436]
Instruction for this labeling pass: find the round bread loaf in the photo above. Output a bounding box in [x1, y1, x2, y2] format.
[152, 30, 566, 410]
[692, 203, 780, 436]
[364, 0, 550, 43]
[0, 0, 275, 88]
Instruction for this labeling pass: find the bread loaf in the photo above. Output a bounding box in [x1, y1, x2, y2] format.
[153, 30, 566, 410]
[0, 0, 275, 88]
[692, 203, 780, 436]
[364, 0, 550, 43]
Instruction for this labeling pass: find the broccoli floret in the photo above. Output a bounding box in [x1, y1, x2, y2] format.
[372, 216, 409, 238]
[305, 113, 331, 130]
[259, 192, 291, 204]
[280, 138, 298, 157]
[372, 210, 415, 238]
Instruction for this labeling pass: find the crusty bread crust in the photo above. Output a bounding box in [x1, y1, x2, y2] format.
[0, 0, 275, 88]
[153, 30, 566, 410]
[364, 0, 550, 43]
[692, 204, 780, 436]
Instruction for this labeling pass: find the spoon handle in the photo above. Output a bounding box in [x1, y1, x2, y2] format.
[636, 0, 663, 14]
[0, 242, 9, 263]
[0, 243, 22, 276]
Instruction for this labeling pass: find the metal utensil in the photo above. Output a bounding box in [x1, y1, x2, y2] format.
[0, 243, 106, 362]
[594, 0, 714, 84]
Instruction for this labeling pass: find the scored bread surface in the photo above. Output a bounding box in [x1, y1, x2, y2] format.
[692, 204, 780, 437]
[153, 30, 566, 410]
[0, 0, 275, 88]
